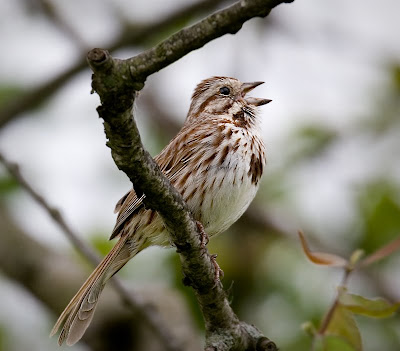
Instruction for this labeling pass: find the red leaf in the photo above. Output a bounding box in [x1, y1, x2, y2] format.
[298, 231, 348, 267]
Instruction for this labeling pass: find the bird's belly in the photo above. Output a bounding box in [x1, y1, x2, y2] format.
[188, 158, 259, 237]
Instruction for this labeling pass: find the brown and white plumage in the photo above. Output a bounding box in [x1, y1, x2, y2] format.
[51, 76, 271, 345]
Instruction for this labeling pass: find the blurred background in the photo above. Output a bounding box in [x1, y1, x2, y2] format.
[0, 0, 400, 350]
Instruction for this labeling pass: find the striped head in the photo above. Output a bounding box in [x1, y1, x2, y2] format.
[186, 76, 271, 128]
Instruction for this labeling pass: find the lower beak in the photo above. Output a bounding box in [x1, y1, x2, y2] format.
[245, 97, 272, 106]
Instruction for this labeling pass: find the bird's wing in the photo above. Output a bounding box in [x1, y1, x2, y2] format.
[109, 190, 145, 240]
[109, 125, 202, 240]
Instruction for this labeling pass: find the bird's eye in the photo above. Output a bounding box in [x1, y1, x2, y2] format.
[219, 86, 230, 95]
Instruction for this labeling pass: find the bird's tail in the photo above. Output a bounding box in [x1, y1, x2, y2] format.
[50, 233, 133, 346]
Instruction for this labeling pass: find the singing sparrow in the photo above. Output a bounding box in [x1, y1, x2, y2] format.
[51, 76, 271, 345]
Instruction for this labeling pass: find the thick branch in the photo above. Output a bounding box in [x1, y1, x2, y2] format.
[86, 0, 292, 349]
[90, 50, 261, 351]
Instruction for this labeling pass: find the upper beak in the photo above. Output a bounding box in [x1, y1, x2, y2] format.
[240, 81, 272, 106]
[241, 81, 264, 95]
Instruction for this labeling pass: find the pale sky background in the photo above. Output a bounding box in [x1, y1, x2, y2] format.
[0, 0, 399, 350]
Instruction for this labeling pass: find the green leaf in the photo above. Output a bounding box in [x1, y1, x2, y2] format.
[324, 304, 362, 351]
[339, 288, 400, 318]
[314, 335, 358, 351]
[358, 180, 400, 254]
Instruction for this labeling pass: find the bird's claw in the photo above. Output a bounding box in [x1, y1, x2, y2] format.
[196, 221, 209, 251]
[195, 221, 223, 285]
[210, 254, 224, 286]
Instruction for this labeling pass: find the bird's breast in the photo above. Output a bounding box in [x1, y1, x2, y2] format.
[179, 123, 266, 236]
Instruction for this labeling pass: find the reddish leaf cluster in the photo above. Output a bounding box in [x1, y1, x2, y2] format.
[298, 231, 400, 351]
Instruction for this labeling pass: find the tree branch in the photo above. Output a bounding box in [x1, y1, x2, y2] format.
[87, 0, 292, 349]
[0, 0, 230, 129]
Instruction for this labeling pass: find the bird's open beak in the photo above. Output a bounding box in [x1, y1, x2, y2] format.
[240, 81, 272, 106]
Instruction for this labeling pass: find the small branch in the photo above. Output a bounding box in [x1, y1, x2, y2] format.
[0, 151, 182, 351]
[111, 0, 235, 51]
[0, 62, 86, 129]
[29, 0, 89, 50]
[317, 268, 352, 336]
[0, 151, 98, 264]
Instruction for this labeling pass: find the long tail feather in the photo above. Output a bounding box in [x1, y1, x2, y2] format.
[50, 233, 133, 346]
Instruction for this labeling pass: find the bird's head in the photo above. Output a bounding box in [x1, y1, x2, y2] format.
[186, 76, 271, 127]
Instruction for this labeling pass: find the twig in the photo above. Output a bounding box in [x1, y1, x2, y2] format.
[0, 152, 98, 264]
[0, 151, 183, 351]
[28, 0, 88, 51]
[317, 268, 352, 336]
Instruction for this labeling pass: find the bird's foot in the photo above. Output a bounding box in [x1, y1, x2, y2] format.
[210, 254, 224, 286]
[196, 220, 209, 250]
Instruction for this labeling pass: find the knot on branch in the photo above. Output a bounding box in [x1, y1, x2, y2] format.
[87, 48, 144, 106]
[256, 337, 277, 351]
[87, 48, 111, 68]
